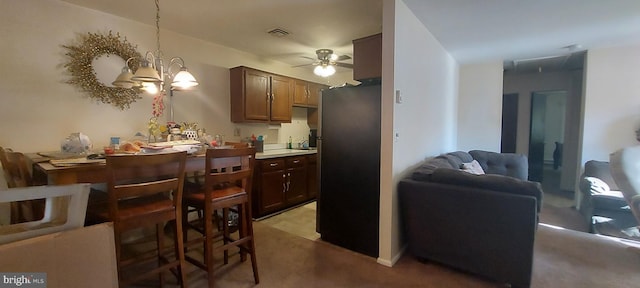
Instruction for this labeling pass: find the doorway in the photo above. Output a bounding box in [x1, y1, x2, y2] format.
[528, 90, 567, 194]
[501, 93, 519, 153]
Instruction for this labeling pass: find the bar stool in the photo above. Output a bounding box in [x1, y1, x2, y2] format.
[183, 147, 259, 287]
[102, 151, 188, 288]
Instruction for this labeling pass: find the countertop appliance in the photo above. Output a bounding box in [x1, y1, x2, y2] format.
[317, 82, 380, 257]
[309, 129, 317, 148]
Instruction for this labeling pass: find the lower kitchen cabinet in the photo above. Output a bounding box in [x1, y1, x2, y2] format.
[253, 154, 317, 218]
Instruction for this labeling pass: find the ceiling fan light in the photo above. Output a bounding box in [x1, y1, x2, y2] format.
[314, 65, 336, 77]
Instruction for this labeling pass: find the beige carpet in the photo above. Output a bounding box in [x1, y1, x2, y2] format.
[135, 201, 640, 287]
[162, 220, 640, 288]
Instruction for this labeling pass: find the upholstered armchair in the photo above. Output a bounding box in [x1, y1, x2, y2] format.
[578, 160, 636, 232]
[610, 146, 640, 228]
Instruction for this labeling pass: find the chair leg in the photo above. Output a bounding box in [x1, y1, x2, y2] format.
[244, 203, 259, 284]
[157, 223, 165, 288]
[174, 215, 188, 288]
[114, 229, 123, 284]
[222, 208, 230, 264]
[204, 205, 215, 288]
[238, 204, 247, 262]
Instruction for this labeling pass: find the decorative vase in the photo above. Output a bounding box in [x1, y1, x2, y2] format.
[184, 130, 198, 140]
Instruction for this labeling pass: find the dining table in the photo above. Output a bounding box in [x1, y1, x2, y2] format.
[27, 151, 207, 185]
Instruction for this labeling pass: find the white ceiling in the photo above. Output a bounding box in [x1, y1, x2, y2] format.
[61, 0, 640, 73]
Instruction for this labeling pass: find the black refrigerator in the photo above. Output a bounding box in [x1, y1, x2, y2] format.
[318, 82, 380, 258]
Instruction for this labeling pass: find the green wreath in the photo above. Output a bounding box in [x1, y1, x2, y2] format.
[63, 31, 143, 110]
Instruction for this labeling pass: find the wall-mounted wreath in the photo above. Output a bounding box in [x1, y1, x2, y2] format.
[63, 31, 143, 110]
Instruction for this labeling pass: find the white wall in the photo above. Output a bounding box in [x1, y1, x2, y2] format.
[0, 0, 349, 153]
[378, 0, 458, 266]
[457, 62, 504, 152]
[582, 44, 640, 163]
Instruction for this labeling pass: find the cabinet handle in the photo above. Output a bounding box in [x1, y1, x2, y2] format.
[271, 93, 275, 101]
[293, 160, 300, 164]
[286, 173, 291, 191]
[270, 163, 279, 167]
[282, 174, 286, 193]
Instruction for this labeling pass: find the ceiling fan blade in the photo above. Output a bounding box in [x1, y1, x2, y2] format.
[336, 55, 351, 61]
[300, 56, 316, 61]
[292, 62, 317, 68]
[334, 62, 354, 69]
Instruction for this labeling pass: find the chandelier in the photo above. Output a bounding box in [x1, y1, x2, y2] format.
[112, 0, 198, 119]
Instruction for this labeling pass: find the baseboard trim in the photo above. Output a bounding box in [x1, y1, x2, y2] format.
[376, 244, 407, 267]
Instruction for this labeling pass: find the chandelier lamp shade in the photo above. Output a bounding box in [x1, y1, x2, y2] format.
[112, 0, 198, 95]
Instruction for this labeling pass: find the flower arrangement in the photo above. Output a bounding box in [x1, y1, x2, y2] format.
[152, 92, 165, 118]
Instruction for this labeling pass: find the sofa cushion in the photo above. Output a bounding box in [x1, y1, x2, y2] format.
[430, 168, 543, 212]
[461, 160, 485, 175]
[441, 151, 474, 169]
[469, 150, 528, 180]
[411, 157, 454, 181]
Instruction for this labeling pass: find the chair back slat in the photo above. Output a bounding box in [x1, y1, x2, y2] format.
[106, 151, 187, 218]
[115, 178, 180, 200]
[204, 148, 255, 200]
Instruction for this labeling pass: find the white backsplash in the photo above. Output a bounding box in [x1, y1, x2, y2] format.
[231, 107, 312, 146]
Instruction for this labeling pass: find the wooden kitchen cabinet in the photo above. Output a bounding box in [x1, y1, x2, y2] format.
[293, 80, 327, 108]
[353, 33, 382, 81]
[253, 155, 317, 218]
[230, 66, 292, 123]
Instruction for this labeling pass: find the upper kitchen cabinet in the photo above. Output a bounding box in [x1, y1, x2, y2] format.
[230, 66, 292, 123]
[293, 80, 327, 108]
[352, 33, 382, 81]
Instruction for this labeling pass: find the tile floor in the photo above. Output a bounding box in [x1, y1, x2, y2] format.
[257, 201, 319, 241]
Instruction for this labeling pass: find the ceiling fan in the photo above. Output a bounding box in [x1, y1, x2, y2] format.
[295, 49, 354, 77]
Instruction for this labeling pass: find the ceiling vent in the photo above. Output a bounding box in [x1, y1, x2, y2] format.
[267, 28, 290, 37]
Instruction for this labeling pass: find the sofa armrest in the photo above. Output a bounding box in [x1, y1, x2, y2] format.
[429, 168, 543, 212]
[398, 178, 537, 287]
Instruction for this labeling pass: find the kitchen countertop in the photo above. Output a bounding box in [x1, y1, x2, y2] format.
[256, 148, 317, 159]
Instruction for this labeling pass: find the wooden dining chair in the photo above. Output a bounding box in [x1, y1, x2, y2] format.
[102, 151, 189, 288]
[0, 147, 45, 223]
[0, 147, 31, 188]
[183, 147, 258, 287]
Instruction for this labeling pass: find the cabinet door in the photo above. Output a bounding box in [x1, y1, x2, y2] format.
[307, 82, 325, 107]
[286, 166, 307, 204]
[285, 157, 307, 204]
[244, 69, 271, 121]
[259, 164, 286, 215]
[270, 75, 292, 122]
[293, 80, 309, 106]
[353, 33, 382, 81]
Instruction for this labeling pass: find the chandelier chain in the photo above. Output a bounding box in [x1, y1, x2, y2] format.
[155, 0, 161, 53]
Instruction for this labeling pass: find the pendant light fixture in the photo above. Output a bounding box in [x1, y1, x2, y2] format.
[112, 0, 198, 94]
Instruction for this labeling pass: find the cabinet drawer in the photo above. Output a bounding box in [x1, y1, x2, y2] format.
[286, 156, 306, 168]
[260, 159, 285, 172]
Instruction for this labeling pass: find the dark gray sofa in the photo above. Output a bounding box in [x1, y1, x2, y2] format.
[399, 150, 543, 288]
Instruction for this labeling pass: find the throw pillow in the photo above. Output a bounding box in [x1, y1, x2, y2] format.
[461, 160, 485, 175]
